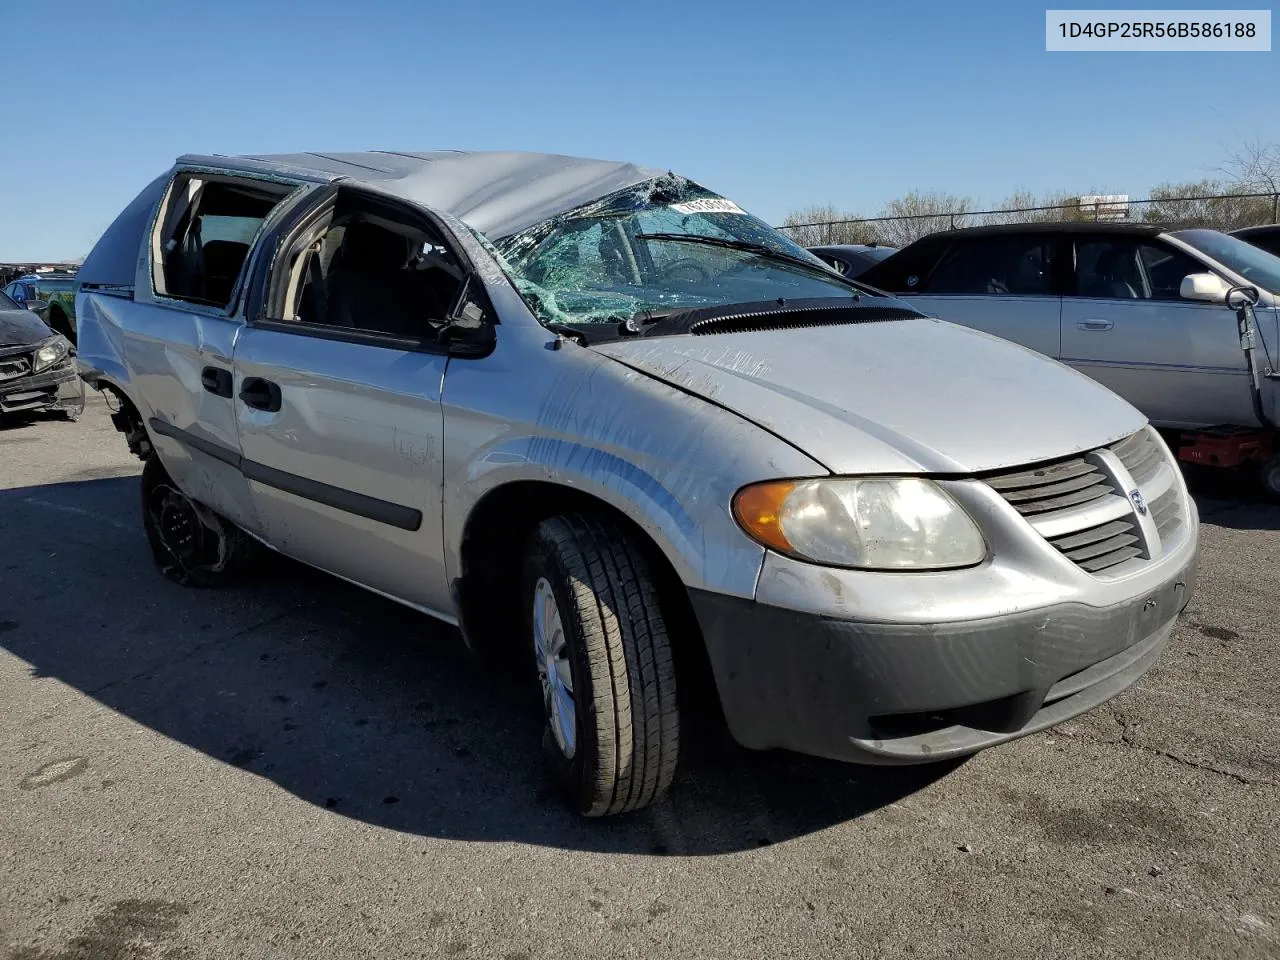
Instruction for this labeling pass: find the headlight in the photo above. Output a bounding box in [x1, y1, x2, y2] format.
[732, 477, 986, 570]
[32, 337, 70, 373]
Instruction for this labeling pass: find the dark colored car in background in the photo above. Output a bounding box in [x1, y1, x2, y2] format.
[807, 243, 897, 278]
[2, 271, 79, 342]
[0, 289, 84, 420]
[1232, 224, 1280, 258]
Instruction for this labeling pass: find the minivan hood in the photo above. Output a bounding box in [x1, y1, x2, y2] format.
[0, 308, 52, 347]
[596, 317, 1146, 474]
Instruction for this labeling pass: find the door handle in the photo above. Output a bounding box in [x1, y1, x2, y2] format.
[239, 377, 282, 412]
[200, 366, 233, 398]
[1077, 319, 1114, 331]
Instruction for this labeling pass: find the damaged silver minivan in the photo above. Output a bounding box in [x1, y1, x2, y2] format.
[76, 151, 1199, 815]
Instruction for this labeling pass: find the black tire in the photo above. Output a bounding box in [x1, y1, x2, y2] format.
[141, 457, 259, 587]
[522, 514, 679, 816]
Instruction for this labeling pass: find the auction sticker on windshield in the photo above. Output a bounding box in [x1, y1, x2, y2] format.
[671, 198, 746, 215]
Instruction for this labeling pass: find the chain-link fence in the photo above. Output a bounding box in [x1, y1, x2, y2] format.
[777, 191, 1280, 249]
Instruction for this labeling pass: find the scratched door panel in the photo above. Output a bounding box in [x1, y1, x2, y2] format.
[233, 326, 450, 612]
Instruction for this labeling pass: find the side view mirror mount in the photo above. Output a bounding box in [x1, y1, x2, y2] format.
[1179, 273, 1230, 303]
[1226, 284, 1261, 310]
[24, 298, 48, 314]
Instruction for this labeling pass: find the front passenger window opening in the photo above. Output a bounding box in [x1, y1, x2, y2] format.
[152, 174, 294, 309]
[279, 193, 466, 338]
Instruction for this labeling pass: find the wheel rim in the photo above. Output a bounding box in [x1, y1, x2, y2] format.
[532, 577, 576, 759]
[148, 483, 219, 570]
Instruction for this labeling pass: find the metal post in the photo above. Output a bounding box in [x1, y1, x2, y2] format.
[1273, 192, 1279, 224]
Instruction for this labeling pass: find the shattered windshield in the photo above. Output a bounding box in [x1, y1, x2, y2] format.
[493, 176, 858, 328]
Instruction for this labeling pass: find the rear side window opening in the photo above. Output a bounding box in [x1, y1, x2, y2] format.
[151, 173, 294, 309]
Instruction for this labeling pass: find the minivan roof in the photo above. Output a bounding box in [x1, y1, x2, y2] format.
[179, 150, 667, 240]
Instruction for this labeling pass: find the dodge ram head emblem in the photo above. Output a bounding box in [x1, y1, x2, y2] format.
[1130, 489, 1148, 516]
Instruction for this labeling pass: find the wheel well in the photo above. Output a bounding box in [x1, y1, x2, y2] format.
[456, 481, 714, 699]
[99, 381, 152, 460]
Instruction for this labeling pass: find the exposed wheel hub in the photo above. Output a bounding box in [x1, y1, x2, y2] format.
[160, 498, 201, 562]
[532, 577, 576, 759]
[150, 485, 218, 568]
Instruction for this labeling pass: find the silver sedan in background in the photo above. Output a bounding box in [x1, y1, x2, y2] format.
[859, 223, 1280, 433]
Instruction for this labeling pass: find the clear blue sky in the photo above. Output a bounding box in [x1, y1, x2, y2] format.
[1, 0, 1275, 260]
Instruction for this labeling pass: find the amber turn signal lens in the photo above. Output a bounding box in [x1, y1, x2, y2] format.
[732, 481, 797, 554]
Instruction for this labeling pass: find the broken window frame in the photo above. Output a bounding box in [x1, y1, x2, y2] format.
[148, 169, 299, 314]
[249, 184, 486, 357]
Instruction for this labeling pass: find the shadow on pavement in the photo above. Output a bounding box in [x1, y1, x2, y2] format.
[1183, 462, 1280, 531]
[0, 409, 76, 432]
[1, 476, 955, 855]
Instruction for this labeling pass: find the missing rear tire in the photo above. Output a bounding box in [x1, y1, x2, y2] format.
[141, 457, 259, 587]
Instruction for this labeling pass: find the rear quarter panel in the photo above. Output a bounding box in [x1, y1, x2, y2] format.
[77, 291, 260, 530]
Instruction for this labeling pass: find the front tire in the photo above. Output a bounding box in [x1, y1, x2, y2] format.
[141, 457, 259, 587]
[522, 514, 679, 816]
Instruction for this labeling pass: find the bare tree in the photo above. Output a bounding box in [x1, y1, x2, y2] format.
[875, 192, 973, 246]
[1140, 178, 1273, 230]
[980, 190, 1088, 225]
[781, 139, 1280, 242]
[779, 204, 877, 247]
[1219, 138, 1280, 195]
[1218, 139, 1280, 224]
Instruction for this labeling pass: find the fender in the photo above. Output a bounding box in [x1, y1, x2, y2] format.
[440, 324, 827, 602]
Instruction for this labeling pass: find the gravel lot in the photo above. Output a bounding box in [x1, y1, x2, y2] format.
[1, 395, 1277, 960]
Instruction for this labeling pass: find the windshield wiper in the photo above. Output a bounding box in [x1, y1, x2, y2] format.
[633, 232, 858, 287]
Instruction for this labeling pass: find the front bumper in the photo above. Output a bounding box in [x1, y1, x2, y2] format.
[692, 545, 1197, 765]
[0, 361, 85, 415]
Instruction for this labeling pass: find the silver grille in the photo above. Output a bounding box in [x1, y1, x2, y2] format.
[1046, 518, 1142, 573]
[1149, 486, 1182, 542]
[1111, 428, 1162, 485]
[984, 427, 1186, 576]
[985, 457, 1112, 516]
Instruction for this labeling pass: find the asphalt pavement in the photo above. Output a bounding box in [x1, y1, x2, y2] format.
[1, 395, 1276, 959]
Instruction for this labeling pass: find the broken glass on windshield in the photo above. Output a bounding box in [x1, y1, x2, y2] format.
[491, 175, 857, 329]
